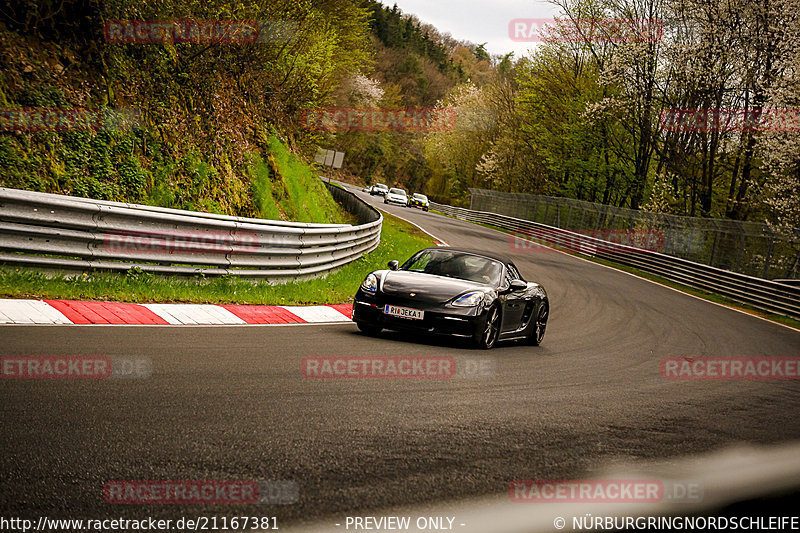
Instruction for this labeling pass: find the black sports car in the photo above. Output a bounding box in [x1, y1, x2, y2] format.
[352, 247, 549, 349]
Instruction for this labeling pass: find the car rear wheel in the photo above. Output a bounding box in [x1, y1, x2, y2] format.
[474, 305, 500, 349]
[530, 302, 548, 346]
[356, 321, 382, 336]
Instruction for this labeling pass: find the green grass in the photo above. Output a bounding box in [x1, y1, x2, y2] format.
[261, 137, 350, 224]
[0, 213, 434, 305]
[248, 156, 282, 221]
[465, 219, 800, 331]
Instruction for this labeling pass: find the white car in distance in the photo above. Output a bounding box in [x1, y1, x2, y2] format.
[384, 188, 408, 207]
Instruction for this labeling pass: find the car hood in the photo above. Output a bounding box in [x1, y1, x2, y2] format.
[380, 270, 488, 304]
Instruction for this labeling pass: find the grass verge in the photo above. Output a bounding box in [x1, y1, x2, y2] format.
[0, 213, 433, 305]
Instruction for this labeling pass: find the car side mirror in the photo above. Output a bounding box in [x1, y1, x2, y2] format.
[388, 260, 399, 271]
[509, 279, 527, 291]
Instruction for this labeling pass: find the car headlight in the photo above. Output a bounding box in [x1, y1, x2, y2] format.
[452, 291, 485, 307]
[361, 273, 378, 293]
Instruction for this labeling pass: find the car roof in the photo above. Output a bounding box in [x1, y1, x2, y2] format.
[417, 246, 514, 266]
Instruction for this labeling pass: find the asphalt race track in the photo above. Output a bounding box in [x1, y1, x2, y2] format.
[2, 186, 800, 526]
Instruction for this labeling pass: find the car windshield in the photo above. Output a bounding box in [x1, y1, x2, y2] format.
[401, 250, 503, 285]
[389, 188, 406, 195]
[376, 184, 388, 190]
[413, 194, 427, 200]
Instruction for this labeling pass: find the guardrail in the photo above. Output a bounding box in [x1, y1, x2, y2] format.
[431, 202, 800, 321]
[0, 184, 382, 280]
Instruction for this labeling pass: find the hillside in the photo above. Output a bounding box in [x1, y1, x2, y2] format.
[0, 0, 489, 215]
[3, 0, 793, 226]
[0, 0, 370, 223]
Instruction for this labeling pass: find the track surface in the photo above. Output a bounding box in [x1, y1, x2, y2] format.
[2, 187, 799, 524]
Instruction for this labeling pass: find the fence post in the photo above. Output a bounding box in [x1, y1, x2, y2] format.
[735, 228, 746, 272]
[763, 235, 775, 279]
[709, 222, 719, 267]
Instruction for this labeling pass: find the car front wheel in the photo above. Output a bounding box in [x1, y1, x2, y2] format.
[474, 305, 501, 349]
[530, 302, 548, 346]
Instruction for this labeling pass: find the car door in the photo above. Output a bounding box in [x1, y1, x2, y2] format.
[500, 264, 527, 332]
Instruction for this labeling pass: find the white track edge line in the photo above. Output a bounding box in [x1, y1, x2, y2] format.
[375, 207, 449, 246]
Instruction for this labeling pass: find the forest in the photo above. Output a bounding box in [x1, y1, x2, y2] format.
[1, 0, 799, 231]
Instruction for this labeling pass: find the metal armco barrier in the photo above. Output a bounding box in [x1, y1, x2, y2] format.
[431, 202, 800, 321]
[469, 188, 800, 281]
[0, 183, 382, 280]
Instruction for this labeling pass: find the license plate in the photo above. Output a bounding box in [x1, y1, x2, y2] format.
[384, 305, 424, 320]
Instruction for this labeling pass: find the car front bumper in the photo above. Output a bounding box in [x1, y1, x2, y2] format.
[352, 290, 485, 337]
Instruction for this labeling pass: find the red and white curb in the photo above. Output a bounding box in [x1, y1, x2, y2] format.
[0, 299, 353, 325]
